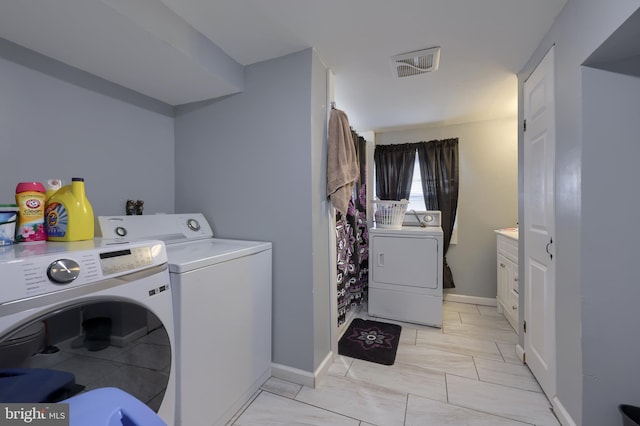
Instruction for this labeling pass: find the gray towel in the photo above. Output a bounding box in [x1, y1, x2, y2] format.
[327, 109, 359, 214]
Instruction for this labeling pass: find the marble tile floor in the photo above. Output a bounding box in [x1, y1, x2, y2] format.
[230, 301, 560, 426]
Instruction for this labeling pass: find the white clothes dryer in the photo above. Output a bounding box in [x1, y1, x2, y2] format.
[368, 223, 444, 327]
[97, 214, 272, 426]
[0, 239, 176, 425]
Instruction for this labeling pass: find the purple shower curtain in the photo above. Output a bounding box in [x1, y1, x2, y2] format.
[336, 131, 368, 327]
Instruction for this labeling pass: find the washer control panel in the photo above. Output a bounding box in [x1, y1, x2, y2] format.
[0, 240, 167, 305]
[99, 246, 154, 275]
[96, 213, 214, 243]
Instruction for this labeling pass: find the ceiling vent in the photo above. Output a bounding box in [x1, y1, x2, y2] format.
[391, 47, 441, 78]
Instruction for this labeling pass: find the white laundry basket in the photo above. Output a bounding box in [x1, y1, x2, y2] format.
[372, 200, 409, 229]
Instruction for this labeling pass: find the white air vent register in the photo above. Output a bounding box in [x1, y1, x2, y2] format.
[391, 47, 441, 78]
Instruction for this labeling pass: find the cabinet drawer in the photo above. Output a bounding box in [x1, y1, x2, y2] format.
[512, 269, 519, 294]
[497, 234, 518, 262]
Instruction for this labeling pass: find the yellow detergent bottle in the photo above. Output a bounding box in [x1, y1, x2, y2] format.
[45, 177, 95, 241]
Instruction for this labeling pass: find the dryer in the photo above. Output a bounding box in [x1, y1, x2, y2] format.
[368, 223, 443, 327]
[0, 239, 176, 425]
[97, 213, 272, 426]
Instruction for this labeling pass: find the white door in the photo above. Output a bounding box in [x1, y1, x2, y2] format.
[523, 46, 556, 399]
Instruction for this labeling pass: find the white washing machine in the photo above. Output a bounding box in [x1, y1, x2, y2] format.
[368, 221, 443, 327]
[97, 213, 272, 426]
[0, 239, 176, 425]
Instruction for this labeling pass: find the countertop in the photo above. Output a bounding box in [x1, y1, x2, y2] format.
[495, 228, 519, 241]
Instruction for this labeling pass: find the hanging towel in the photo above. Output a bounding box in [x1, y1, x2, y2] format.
[327, 108, 359, 214]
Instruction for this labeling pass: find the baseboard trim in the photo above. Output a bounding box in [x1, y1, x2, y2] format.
[552, 396, 577, 426]
[271, 363, 315, 388]
[516, 344, 525, 363]
[444, 293, 497, 307]
[271, 351, 334, 389]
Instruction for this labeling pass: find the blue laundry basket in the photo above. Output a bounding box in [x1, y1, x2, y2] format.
[63, 387, 166, 426]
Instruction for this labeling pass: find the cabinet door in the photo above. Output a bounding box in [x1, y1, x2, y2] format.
[509, 287, 519, 329]
[498, 253, 518, 332]
[497, 253, 510, 312]
[504, 257, 518, 331]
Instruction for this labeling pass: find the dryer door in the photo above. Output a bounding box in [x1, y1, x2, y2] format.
[371, 235, 439, 289]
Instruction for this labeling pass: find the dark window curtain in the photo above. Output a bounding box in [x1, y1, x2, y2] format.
[417, 138, 459, 289]
[374, 143, 418, 200]
[336, 130, 368, 327]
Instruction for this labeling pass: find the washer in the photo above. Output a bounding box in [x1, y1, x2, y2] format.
[0, 239, 176, 425]
[368, 223, 444, 327]
[97, 214, 272, 426]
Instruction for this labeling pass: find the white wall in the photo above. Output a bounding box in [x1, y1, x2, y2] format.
[519, 1, 640, 424]
[174, 49, 331, 373]
[0, 38, 175, 216]
[375, 117, 518, 300]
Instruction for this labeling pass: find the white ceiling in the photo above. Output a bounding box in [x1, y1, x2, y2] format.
[0, 0, 566, 132]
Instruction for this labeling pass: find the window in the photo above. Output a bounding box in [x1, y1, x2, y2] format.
[406, 157, 458, 243]
[407, 156, 426, 212]
[373, 156, 426, 211]
[372, 141, 458, 245]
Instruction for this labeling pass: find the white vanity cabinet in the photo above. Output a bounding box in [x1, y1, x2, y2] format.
[496, 229, 519, 333]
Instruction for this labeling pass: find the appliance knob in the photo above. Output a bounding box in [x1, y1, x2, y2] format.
[47, 259, 81, 284]
[115, 226, 127, 237]
[187, 218, 200, 231]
